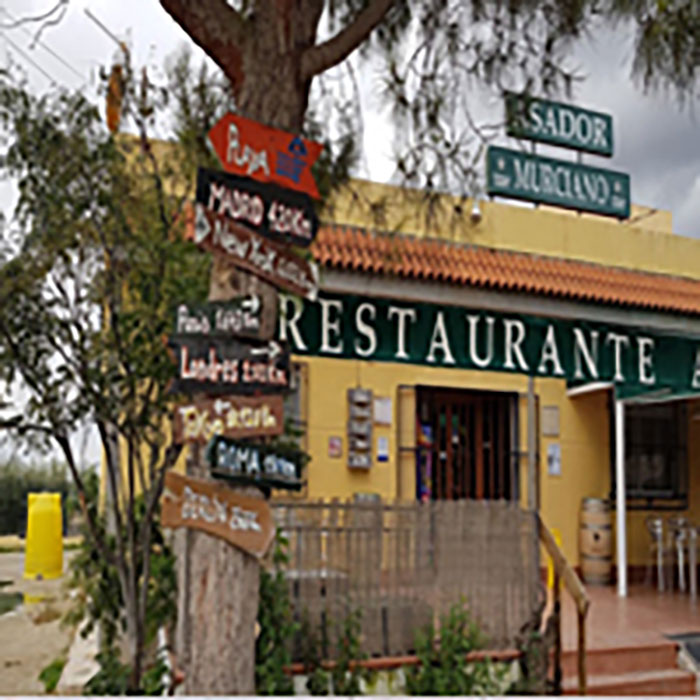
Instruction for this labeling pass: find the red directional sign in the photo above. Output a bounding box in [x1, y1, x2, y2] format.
[207, 113, 323, 199]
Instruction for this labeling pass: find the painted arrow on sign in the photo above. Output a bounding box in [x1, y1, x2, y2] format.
[190, 202, 319, 301]
[196, 167, 319, 248]
[207, 112, 323, 199]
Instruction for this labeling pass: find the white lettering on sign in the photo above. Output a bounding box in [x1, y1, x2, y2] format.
[354, 303, 377, 357]
[320, 298, 344, 354]
[178, 402, 279, 442]
[215, 442, 298, 482]
[527, 101, 610, 151]
[226, 122, 270, 178]
[426, 312, 455, 365]
[538, 325, 565, 376]
[182, 485, 262, 533]
[692, 349, 700, 389]
[208, 181, 265, 228]
[279, 295, 307, 351]
[388, 306, 417, 360]
[467, 314, 495, 368]
[177, 305, 211, 335]
[503, 320, 529, 371]
[573, 329, 599, 380]
[637, 337, 656, 386]
[606, 332, 630, 382]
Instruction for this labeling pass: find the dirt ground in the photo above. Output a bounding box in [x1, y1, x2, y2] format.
[0, 552, 76, 695]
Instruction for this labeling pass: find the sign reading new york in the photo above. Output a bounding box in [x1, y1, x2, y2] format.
[486, 146, 630, 218]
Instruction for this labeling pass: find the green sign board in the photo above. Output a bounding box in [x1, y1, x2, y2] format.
[486, 146, 630, 219]
[505, 93, 613, 156]
[277, 293, 700, 396]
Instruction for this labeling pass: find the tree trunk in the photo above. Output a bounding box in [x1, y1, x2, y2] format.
[174, 430, 261, 695]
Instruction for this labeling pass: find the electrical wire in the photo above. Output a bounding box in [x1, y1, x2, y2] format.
[0, 6, 83, 81]
[0, 29, 58, 85]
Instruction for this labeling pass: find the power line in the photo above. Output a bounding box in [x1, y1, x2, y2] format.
[0, 30, 58, 85]
[0, 6, 83, 81]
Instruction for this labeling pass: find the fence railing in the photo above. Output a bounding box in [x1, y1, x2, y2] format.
[272, 498, 541, 660]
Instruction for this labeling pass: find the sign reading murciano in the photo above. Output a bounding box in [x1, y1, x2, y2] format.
[277, 293, 700, 395]
[486, 146, 630, 218]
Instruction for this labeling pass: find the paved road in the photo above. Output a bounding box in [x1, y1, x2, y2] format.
[0, 551, 75, 695]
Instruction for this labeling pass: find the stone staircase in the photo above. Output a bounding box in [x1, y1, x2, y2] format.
[561, 642, 697, 695]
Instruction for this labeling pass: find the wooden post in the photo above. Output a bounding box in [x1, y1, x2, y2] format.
[553, 569, 562, 695]
[577, 608, 586, 695]
[527, 377, 537, 511]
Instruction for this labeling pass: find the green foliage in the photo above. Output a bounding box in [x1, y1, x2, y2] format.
[38, 656, 67, 693]
[405, 600, 505, 696]
[64, 470, 176, 693]
[298, 613, 330, 695]
[0, 459, 72, 535]
[330, 607, 372, 696]
[82, 652, 130, 696]
[255, 530, 297, 695]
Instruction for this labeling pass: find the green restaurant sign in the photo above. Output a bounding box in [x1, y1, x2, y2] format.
[486, 146, 630, 219]
[277, 293, 700, 396]
[505, 93, 613, 156]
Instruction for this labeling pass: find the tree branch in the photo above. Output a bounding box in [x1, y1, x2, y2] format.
[300, 0, 396, 81]
[159, 0, 248, 92]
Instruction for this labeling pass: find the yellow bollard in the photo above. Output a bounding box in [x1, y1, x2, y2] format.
[547, 527, 563, 589]
[24, 493, 63, 580]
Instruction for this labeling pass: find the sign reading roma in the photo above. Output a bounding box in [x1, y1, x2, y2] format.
[207, 112, 323, 199]
[168, 336, 290, 396]
[197, 167, 319, 248]
[162, 471, 274, 559]
[190, 203, 318, 301]
[207, 436, 305, 491]
[174, 395, 284, 444]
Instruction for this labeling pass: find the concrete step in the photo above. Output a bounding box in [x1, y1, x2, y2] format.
[561, 642, 679, 677]
[562, 667, 696, 696]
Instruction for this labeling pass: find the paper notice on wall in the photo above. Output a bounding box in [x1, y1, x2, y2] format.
[373, 397, 392, 425]
[377, 436, 389, 463]
[547, 443, 562, 476]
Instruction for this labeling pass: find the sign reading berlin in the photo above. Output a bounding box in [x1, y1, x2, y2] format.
[505, 93, 614, 156]
[486, 146, 630, 219]
[207, 112, 323, 199]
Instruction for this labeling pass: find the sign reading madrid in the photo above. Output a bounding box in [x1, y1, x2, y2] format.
[196, 167, 319, 248]
[207, 112, 323, 199]
[505, 94, 614, 156]
[486, 146, 630, 218]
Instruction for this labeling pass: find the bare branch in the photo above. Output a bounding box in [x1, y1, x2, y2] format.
[159, 0, 248, 91]
[300, 0, 396, 81]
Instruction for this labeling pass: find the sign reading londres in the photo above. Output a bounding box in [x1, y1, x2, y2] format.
[486, 146, 630, 219]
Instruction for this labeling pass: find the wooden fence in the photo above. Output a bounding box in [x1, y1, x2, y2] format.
[271, 498, 541, 660]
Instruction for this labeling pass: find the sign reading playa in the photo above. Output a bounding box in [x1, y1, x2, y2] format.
[487, 95, 630, 219]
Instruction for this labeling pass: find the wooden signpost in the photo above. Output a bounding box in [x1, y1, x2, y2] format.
[174, 395, 284, 444]
[197, 167, 319, 247]
[168, 336, 290, 396]
[207, 436, 305, 491]
[207, 112, 323, 199]
[189, 202, 319, 301]
[172, 113, 321, 695]
[175, 297, 268, 341]
[162, 471, 275, 559]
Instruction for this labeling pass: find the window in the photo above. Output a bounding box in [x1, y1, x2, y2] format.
[610, 401, 688, 508]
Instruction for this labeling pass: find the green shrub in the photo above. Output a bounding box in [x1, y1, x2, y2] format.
[38, 656, 67, 693]
[405, 600, 506, 696]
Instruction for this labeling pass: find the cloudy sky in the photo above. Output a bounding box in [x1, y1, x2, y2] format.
[1, 0, 698, 239]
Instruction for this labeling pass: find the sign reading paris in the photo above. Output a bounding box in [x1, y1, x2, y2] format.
[505, 94, 614, 157]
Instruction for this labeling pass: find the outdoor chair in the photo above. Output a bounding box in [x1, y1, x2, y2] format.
[645, 516, 667, 592]
[667, 516, 690, 592]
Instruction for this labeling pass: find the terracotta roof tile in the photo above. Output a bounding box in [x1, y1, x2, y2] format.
[311, 224, 700, 316]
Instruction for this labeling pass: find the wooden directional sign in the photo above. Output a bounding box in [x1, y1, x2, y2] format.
[162, 471, 275, 559]
[207, 112, 323, 199]
[207, 436, 305, 491]
[189, 202, 319, 301]
[175, 297, 270, 341]
[196, 167, 319, 248]
[168, 336, 291, 396]
[174, 395, 284, 444]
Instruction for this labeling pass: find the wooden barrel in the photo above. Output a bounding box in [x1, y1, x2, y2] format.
[580, 498, 612, 585]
